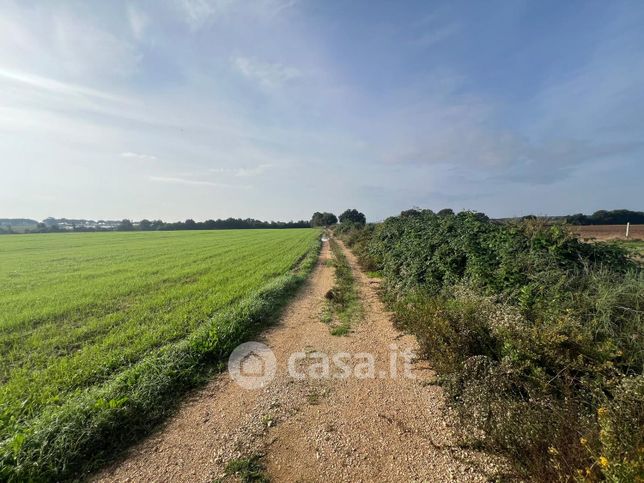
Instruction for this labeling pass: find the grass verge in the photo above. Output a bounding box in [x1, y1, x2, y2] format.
[322, 239, 361, 336]
[0, 239, 320, 482]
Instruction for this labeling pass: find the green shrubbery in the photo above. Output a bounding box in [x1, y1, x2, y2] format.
[337, 210, 643, 481]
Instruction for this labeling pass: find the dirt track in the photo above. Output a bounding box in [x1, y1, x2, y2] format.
[94, 240, 505, 482]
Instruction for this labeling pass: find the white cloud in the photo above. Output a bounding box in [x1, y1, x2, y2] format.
[232, 56, 302, 88]
[174, 0, 236, 30]
[235, 163, 272, 176]
[52, 13, 141, 79]
[413, 23, 459, 48]
[121, 152, 158, 161]
[209, 163, 273, 176]
[0, 68, 128, 103]
[127, 4, 149, 40]
[0, 3, 141, 81]
[149, 176, 251, 189]
[173, 0, 298, 30]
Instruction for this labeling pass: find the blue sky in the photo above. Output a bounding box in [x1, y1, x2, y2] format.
[1, 0, 642, 222]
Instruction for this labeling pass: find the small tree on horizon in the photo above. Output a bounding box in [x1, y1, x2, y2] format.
[339, 209, 366, 226]
[117, 219, 134, 231]
[311, 212, 338, 227]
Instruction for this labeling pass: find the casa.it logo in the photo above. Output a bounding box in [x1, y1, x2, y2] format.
[228, 341, 277, 390]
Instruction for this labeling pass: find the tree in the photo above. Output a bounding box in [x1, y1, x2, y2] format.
[311, 212, 337, 227]
[139, 219, 152, 231]
[339, 209, 366, 225]
[117, 219, 134, 231]
[437, 208, 454, 217]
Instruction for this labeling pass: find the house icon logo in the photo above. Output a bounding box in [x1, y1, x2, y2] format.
[228, 341, 277, 389]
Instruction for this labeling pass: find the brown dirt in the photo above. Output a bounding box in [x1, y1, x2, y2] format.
[571, 224, 644, 241]
[93, 240, 507, 482]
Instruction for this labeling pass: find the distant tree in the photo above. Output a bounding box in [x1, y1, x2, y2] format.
[311, 212, 338, 227]
[339, 209, 366, 226]
[437, 208, 454, 217]
[400, 208, 421, 218]
[203, 219, 217, 230]
[151, 220, 164, 230]
[117, 219, 134, 231]
[184, 219, 197, 230]
[565, 210, 644, 225]
[139, 219, 152, 231]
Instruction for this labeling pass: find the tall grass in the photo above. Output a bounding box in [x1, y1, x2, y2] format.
[324, 238, 361, 336]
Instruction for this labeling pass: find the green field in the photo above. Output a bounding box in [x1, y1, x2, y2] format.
[0, 229, 319, 479]
[615, 239, 644, 261]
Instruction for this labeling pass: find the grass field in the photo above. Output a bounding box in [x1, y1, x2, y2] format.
[0, 229, 320, 479]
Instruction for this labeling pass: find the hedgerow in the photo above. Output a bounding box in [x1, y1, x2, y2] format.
[338, 210, 643, 481]
[0, 239, 320, 481]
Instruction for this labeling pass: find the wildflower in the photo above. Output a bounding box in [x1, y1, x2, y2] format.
[599, 456, 609, 468]
[580, 437, 588, 446]
[597, 407, 608, 417]
[548, 446, 559, 456]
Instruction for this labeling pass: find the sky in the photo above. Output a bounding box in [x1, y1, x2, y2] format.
[1, 0, 643, 222]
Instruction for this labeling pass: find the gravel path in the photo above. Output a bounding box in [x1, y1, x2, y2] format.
[93, 240, 505, 482]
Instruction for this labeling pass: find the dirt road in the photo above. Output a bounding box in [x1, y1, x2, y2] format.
[94, 240, 504, 482]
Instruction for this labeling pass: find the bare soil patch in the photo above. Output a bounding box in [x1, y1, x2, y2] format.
[571, 224, 644, 241]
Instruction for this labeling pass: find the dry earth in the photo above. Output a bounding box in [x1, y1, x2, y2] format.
[94, 240, 507, 482]
[571, 224, 644, 241]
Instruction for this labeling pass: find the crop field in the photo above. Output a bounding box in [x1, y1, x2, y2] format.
[0, 229, 319, 479]
[571, 223, 644, 241]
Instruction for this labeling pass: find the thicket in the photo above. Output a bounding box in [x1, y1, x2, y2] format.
[337, 210, 643, 481]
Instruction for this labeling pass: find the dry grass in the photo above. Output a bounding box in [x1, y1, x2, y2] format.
[571, 224, 644, 241]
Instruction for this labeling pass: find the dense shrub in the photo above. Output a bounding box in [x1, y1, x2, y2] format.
[334, 223, 381, 272]
[342, 209, 643, 480]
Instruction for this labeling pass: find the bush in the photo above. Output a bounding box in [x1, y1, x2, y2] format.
[344, 209, 643, 480]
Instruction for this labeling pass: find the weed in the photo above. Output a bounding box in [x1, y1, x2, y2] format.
[225, 455, 269, 482]
[324, 238, 362, 336]
[306, 391, 321, 405]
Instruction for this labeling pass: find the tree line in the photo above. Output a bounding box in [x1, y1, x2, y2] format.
[0, 209, 368, 234]
[565, 209, 644, 225]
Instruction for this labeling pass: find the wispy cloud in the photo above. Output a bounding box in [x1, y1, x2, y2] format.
[235, 163, 272, 176]
[127, 4, 149, 40]
[175, 0, 236, 30]
[232, 56, 302, 88]
[174, 0, 298, 29]
[413, 24, 459, 48]
[121, 152, 158, 161]
[209, 163, 273, 176]
[0, 68, 128, 102]
[149, 176, 251, 189]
